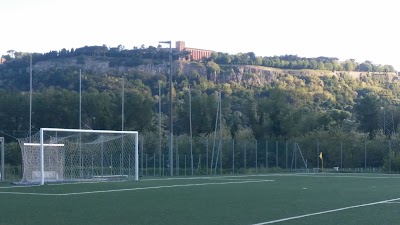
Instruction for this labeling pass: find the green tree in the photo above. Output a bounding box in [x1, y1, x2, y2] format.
[354, 94, 380, 139]
[206, 61, 221, 75]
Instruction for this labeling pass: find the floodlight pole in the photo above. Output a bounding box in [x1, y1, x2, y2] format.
[79, 69, 82, 130]
[0, 137, 4, 182]
[158, 81, 162, 176]
[29, 54, 32, 142]
[159, 41, 173, 176]
[189, 85, 193, 175]
[122, 75, 125, 131]
[79, 69, 83, 178]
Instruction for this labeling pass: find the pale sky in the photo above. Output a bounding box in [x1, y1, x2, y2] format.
[1, 0, 399, 70]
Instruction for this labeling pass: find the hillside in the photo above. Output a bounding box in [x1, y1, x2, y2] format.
[3, 54, 400, 172]
[1, 54, 400, 140]
[28, 56, 400, 89]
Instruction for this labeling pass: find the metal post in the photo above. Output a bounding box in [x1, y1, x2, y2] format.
[159, 41, 173, 176]
[206, 137, 209, 175]
[189, 85, 193, 175]
[79, 70, 82, 178]
[220, 140, 222, 174]
[176, 136, 179, 175]
[364, 141, 367, 171]
[29, 54, 32, 142]
[266, 140, 268, 168]
[294, 144, 297, 169]
[292, 143, 296, 171]
[141, 136, 144, 176]
[120, 153, 122, 176]
[121, 76, 125, 173]
[122, 75, 124, 130]
[162, 154, 164, 176]
[317, 140, 320, 169]
[145, 154, 148, 176]
[340, 141, 343, 171]
[389, 140, 392, 173]
[255, 140, 258, 173]
[0, 137, 4, 182]
[153, 153, 156, 176]
[101, 136, 104, 176]
[219, 92, 222, 175]
[285, 141, 288, 170]
[232, 139, 235, 174]
[275, 141, 278, 168]
[110, 154, 113, 175]
[211, 92, 220, 174]
[79, 69, 82, 129]
[244, 140, 247, 171]
[158, 81, 162, 176]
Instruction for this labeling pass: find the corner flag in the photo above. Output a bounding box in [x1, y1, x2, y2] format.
[319, 152, 323, 172]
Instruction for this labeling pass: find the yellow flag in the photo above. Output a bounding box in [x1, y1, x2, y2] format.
[319, 152, 323, 160]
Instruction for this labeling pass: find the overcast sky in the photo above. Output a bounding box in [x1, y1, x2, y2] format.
[1, 0, 399, 70]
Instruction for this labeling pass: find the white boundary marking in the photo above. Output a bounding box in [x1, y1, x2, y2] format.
[251, 197, 400, 225]
[292, 174, 400, 179]
[142, 174, 276, 181]
[5, 173, 400, 188]
[46, 175, 274, 186]
[0, 179, 274, 196]
[0, 175, 274, 188]
[0, 185, 41, 189]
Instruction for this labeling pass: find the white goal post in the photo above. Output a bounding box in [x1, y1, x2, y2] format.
[18, 128, 138, 185]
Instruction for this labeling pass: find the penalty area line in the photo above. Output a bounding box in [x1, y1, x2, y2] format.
[250, 197, 400, 225]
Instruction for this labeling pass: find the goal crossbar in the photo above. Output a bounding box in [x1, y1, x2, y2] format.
[24, 143, 65, 147]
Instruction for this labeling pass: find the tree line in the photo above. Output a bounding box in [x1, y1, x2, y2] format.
[3, 45, 396, 72]
[1, 51, 400, 171]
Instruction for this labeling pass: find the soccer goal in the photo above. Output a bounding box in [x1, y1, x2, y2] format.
[18, 128, 138, 185]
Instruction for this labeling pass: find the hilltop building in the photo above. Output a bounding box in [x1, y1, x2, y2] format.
[175, 41, 213, 61]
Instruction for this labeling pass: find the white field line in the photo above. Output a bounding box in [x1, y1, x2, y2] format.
[250, 197, 400, 225]
[206, 178, 263, 181]
[291, 174, 400, 179]
[0, 185, 41, 189]
[3, 174, 276, 188]
[0, 179, 274, 196]
[142, 174, 277, 181]
[46, 174, 274, 186]
[48, 179, 131, 186]
[7, 173, 400, 189]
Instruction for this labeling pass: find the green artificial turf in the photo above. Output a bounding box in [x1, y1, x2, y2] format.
[0, 173, 399, 225]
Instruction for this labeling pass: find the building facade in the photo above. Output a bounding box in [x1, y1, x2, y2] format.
[176, 41, 212, 61]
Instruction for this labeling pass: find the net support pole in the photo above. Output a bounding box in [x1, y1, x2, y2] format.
[40, 128, 45, 185]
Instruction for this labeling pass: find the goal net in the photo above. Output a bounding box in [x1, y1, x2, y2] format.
[17, 128, 138, 185]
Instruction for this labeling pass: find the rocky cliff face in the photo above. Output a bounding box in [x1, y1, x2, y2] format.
[33, 56, 399, 86]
